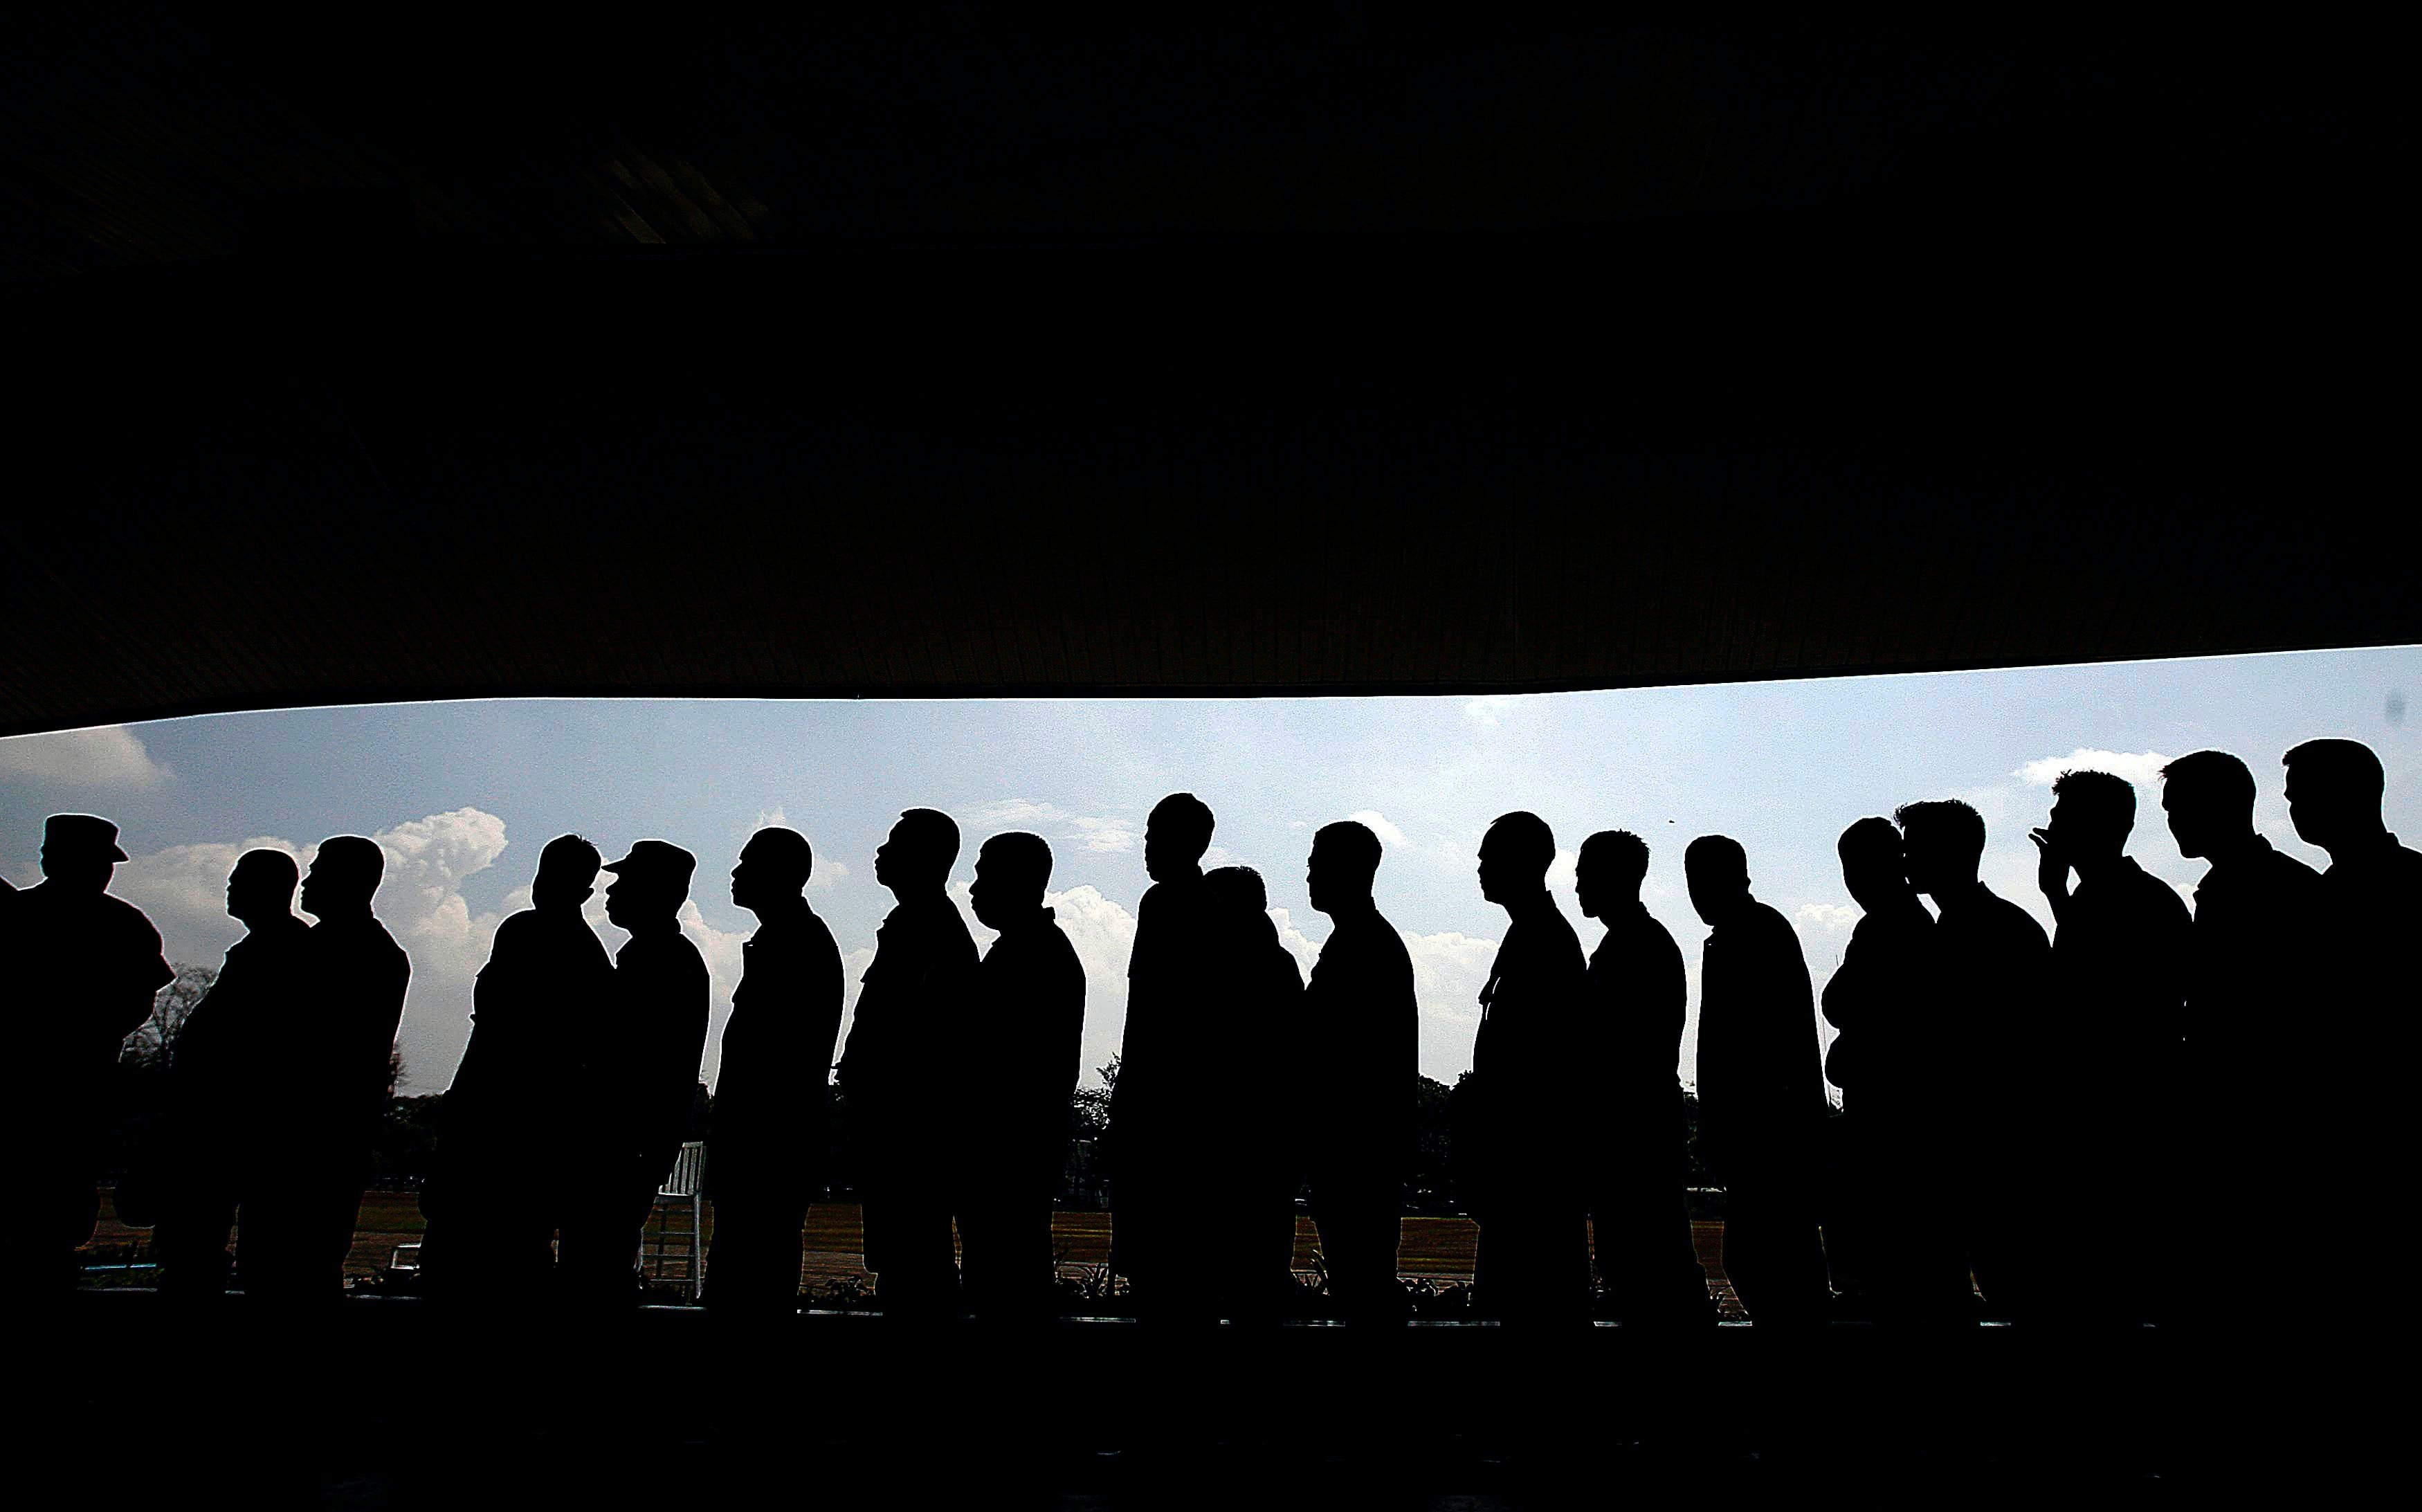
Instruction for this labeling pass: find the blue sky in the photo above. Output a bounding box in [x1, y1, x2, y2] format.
[4, 646, 2413, 1097]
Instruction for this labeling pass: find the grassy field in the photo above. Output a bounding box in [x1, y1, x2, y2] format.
[84, 1190, 1744, 1314]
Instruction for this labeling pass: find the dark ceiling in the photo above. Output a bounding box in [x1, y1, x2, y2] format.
[3, 15, 2404, 736]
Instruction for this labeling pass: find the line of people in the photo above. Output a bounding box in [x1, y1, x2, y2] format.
[8, 736, 2410, 1326]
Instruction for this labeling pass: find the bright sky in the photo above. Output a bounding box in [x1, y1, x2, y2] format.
[4, 646, 2413, 1098]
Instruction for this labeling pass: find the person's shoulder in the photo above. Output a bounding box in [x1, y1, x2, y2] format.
[1983, 891, 2052, 947]
[93, 889, 165, 941]
[2125, 862, 2192, 920]
[2265, 846, 2324, 887]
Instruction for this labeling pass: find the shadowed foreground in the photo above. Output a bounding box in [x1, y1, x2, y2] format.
[33, 1291, 2184, 1504]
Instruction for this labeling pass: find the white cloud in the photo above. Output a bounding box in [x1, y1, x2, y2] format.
[1346, 810, 1410, 851]
[1795, 902, 1861, 931]
[1545, 847, 1579, 891]
[0, 725, 174, 789]
[1465, 695, 1518, 727]
[965, 799, 1137, 854]
[2013, 748, 2175, 790]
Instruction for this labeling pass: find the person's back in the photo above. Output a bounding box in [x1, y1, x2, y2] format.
[1465, 812, 1590, 1324]
[1929, 880, 2051, 1317]
[1689, 836, 1830, 1328]
[837, 810, 978, 1315]
[1698, 901, 1827, 1160]
[1300, 837, 1417, 1324]
[8, 843, 173, 1294]
[1107, 794, 1220, 1309]
[1575, 828, 1711, 1329]
[706, 828, 846, 1314]
[959, 834, 1086, 1322]
[2283, 738, 2420, 1253]
[242, 836, 410, 1303]
[424, 866, 614, 1299]
[1204, 866, 1308, 1322]
[150, 883, 309, 1297]
[1819, 821, 1963, 1326]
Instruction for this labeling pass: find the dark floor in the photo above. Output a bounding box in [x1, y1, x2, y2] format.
[30, 1293, 2185, 1506]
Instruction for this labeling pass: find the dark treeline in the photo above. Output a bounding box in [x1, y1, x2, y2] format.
[8, 735, 2411, 1329]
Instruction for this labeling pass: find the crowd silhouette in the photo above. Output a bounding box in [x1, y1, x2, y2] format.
[5, 736, 2412, 1332]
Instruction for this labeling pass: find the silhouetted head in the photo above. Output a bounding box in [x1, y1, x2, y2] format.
[1834, 817, 1910, 912]
[731, 826, 813, 914]
[2160, 750, 2256, 860]
[1683, 835, 1751, 924]
[302, 835, 385, 918]
[225, 848, 300, 925]
[1895, 800, 1985, 899]
[971, 831, 1053, 931]
[2045, 769, 2135, 864]
[532, 833, 603, 911]
[601, 839, 695, 930]
[39, 812, 128, 893]
[1308, 820, 1381, 916]
[1575, 830, 1650, 921]
[2282, 738, 2387, 853]
[1477, 812, 1554, 906]
[874, 808, 959, 898]
[1204, 864, 1268, 916]
[1144, 793, 1214, 882]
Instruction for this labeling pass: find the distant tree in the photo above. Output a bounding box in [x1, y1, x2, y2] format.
[1070, 1055, 1118, 1141]
[122, 963, 215, 1075]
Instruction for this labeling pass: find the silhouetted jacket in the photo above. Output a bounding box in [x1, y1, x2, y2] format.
[168, 914, 311, 1156]
[607, 927, 710, 1181]
[1695, 898, 1825, 1180]
[2052, 857, 2192, 1105]
[446, 905, 612, 1163]
[1819, 895, 1933, 1102]
[1462, 893, 1588, 1200]
[963, 907, 1086, 1185]
[1929, 882, 2052, 1138]
[838, 893, 978, 1102]
[2320, 831, 2422, 965]
[290, 913, 412, 1163]
[1110, 870, 1215, 1147]
[12, 881, 174, 1089]
[709, 900, 846, 1203]
[1585, 902, 1690, 1151]
[2186, 836, 2322, 1078]
[1303, 904, 1416, 1173]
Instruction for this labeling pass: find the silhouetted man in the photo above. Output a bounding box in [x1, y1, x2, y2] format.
[1109, 792, 1223, 1318]
[420, 835, 614, 1302]
[1205, 864, 1308, 1322]
[704, 826, 845, 1314]
[957, 831, 1086, 1323]
[837, 809, 978, 1317]
[1897, 798, 2052, 1321]
[149, 849, 310, 1297]
[1463, 811, 1590, 1324]
[1688, 835, 1830, 1329]
[3, 814, 174, 1292]
[2282, 737, 2420, 1229]
[2161, 749, 2324, 1320]
[241, 835, 410, 1303]
[1301, 821, 1417, 1324]
[556, 840, 709, 1305]
[1574, 830, 1713, 1329]
[2029, 769, 2192, 1326]
[1822, 817, 1968, 1326]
